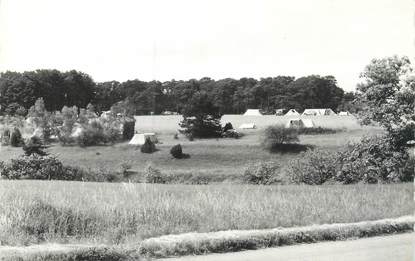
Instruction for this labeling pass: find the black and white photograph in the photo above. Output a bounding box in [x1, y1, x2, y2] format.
[0, 0, 414, 260]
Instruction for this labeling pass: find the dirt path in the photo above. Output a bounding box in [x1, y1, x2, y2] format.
[160, 233, 414, 261]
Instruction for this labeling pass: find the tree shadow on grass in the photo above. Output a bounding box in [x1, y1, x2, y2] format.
[269, 143, 314, 154]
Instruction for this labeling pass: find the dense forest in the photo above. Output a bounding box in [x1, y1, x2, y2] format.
[0, 69, 357, 116]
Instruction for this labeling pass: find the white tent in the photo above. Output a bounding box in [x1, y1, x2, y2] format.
[285, 119, 314, 128]
[243, 109, 263, 116]
[338, 111, 351, 116]
[302, 109, 336, 116]
[129, 133, 158, 145]
[285, 109, 300, 116]
[239, 123, 256, 129]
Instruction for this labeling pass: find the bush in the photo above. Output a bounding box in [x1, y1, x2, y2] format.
[173, 133, 179, 140]
[10, 128, 23, 147]
[335, 135, 411, 184]
[122, 119, 135, 140]
[262, 125, 299, 152]
[1, 128, 10, 145]
[119, 160, 133, 177]
[286, 148, 338, 185]
[141, 138, 156, 153]
[23, 136, 48, 156]
[1, 155, 65, 180]
[76, 121, 106, 147]
[170, 144, 183, 158]
[222, 129, 243, 139]
[179, 115, 223, 139]
[242, 162, 280, 185]
[222, 122, 233, 132]
[144, 164, 166, 183]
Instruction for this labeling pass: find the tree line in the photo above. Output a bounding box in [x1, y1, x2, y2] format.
[0, 69, 356, 116]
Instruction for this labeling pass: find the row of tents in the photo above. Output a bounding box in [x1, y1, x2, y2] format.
[244, 109, 351, 116]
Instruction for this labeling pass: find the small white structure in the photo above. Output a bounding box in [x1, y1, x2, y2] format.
[243, 109, 263, 116]
[338, 111, 351, 116]
[302, 108, 336, 116]
[285, 119, 314, 128]
[239, 123, 256, 129]
[285, 109, 300, 116]
[129, 133, 158, 145]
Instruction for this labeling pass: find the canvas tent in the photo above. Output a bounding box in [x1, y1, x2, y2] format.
[239, 123, 256, 129]
[243, 109, 263, 116]
[285, 109, 300, 116]
[129, 133, 158, 145]
[302, 108, 336, 116]
[285, 119, 314, 128]
[338, 111, 351, 116]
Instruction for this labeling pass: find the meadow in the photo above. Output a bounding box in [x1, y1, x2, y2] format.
[0, 180, 412, 246]
[0, 115, 382, 182]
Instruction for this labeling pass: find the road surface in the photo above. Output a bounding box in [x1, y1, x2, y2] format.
[161, 233, 414, 261]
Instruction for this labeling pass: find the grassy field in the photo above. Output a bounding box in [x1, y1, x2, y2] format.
[0, 180, 412, 246]
[0, 123, 382, 181]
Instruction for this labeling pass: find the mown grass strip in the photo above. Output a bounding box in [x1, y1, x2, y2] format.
[138, 216, 414, 258]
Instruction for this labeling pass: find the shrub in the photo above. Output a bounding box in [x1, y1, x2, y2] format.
[173, 133, 179, 140]
[10, 128, 23, 147]
[141, 138, 156, 153]
[61, 165, 86, 181]
[144, 164, 166, 183]
[179, 115, 223, 139]
[286, 148, 338, 185]
[242, 162, 280, 185]
[335, 135, 411, 184]
[76, 121, 106, 147]
[1, 155, 65, 180]
[170, 144, 183, 159]
[222, 122, 234, 132]
[119, 161, 133, 177]
[1, 128, 10, 145]
[222, 129, 243, 139]
[122, 119, 135, 140]
[262, 125, 299, 152]
[23, 136, 48, 156]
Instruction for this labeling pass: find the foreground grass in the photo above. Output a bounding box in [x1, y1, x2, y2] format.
[0, 181, 411, 246]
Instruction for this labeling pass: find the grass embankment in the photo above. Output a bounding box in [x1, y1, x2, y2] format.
[0, 181, 412, 247]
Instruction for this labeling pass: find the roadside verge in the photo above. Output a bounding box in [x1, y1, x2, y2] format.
[138, 216, 414, 258]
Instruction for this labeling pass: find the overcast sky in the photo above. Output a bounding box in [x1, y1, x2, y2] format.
[0, 0, 413, 91]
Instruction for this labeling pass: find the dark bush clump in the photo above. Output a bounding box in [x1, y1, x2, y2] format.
[222, 122, 234, 132]
[1, 155, 65, 180]
[141, 138, 156, 153]
[170, 144, 190, 159]
[262, 125, 301, 152]
[243, 162, 281, 185]
[10, 128, 23, 147]
[1, 129, 10, 145]
[170, 144, 183, 158]
[122, 119, 135, 140]
[336, 135, 411, 184]
[222, 129, 243, 139]
[23, 136, 48, 156]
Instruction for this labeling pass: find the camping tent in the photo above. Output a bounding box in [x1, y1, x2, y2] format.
[285, 109, 300, 116]
[285, 119, 314, 128]
[239, 123, 256, 129]
[302, 109, 336, 116]
[129, 133, 158, 145]
[243, 109, 263, 116]
[338, 111, 351, 116]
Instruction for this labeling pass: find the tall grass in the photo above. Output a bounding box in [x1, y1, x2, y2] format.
[0, 180, 412, 246]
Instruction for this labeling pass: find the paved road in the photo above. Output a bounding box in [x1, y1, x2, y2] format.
[161, 233, 414, 261]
